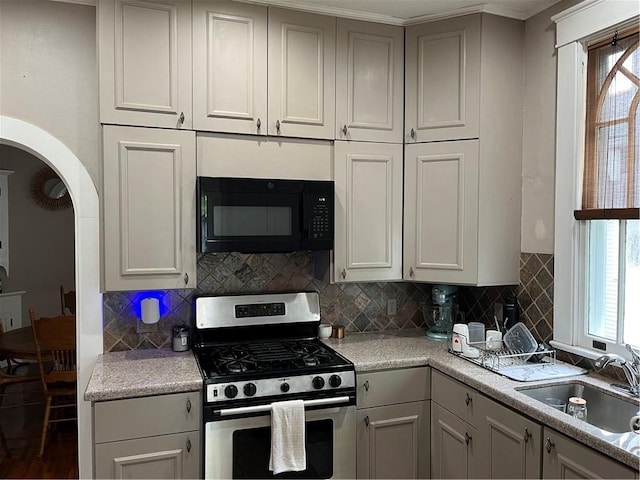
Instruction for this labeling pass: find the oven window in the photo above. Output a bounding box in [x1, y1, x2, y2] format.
[213, 206, 292, 236]
[232, 419, 333, 479]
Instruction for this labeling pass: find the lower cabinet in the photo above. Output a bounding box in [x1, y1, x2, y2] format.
[356, 367, 430, 479]
[431, 370, 542, 479]
[542, 427, 637, 479]
[93, 391, 201, 479]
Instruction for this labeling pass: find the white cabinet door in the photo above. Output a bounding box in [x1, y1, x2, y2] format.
[356, 401, 430, 479]
[542, 428, 636, 479]
[268, 8, 335, 139]
[99, 0, 192, 129]
[103, 126, 196, 291]
[0, 292, 23, 332]
[404, 140, 479, 284]
[431, 402, 478, 479]
[192, 0, 267, 135]
[334, 142, 402, 282]
[0, 171, 12, 276]
[335, 19, 403, 143]
[405, 14, 480, 143]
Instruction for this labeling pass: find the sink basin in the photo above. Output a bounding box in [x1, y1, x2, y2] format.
[516, 382, 640, 433]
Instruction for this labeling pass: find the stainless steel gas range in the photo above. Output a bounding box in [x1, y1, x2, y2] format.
[193, 292, 356, 479]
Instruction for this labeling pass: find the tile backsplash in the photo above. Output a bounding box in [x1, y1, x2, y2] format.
[102, 252, 555, 353]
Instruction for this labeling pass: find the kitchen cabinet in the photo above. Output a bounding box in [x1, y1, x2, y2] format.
[403, 137, 520, 286]
[268, 8, 336, 139]
[0, 171, 12, 276]
[431, 370, 542, 479]
[192, 0, 267, 135]
[542, 428, 637, 479]
[93, 391, 201, 479]
[405, 14, 522, 144]
[356, 367, 430, 479]
[0, 291, 24, 332]
[335, 19, 403, 143]
[102, 125, 196, 291]
[334, 142, 403, 282]
[405, 14, 480, 143]
[98, 0, 193, 129]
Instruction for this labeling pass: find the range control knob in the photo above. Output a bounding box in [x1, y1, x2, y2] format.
[244, 383, 257, 397]
[312, 376, 325, 389]
[281, 382, 290, 393]
[329, 375, 341, 388]
[225, 385, 238, 398]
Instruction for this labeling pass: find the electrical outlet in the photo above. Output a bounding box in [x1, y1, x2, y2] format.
[387, 299, 397, 316]
[137, 320, 158, 334]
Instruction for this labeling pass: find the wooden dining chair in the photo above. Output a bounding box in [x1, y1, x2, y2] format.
[60, 285, 76, 315]
[29, 309, 77, 457]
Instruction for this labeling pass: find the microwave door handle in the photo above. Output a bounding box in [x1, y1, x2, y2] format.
[216, 396, 352, 417]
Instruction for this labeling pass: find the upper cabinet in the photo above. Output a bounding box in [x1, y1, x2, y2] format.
[98, 0, 193, 129]
[102, 125, 196, 291]
[268, 8, 336, 139]
[405, 14, 481, 143]
[404, 14, 523, 286]
[335, 19, 404, 143]
[334, 142, 403, 283]
[192, 0, 267, 135]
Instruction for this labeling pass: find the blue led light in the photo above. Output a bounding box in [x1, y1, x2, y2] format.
[132, 291, 168, 320]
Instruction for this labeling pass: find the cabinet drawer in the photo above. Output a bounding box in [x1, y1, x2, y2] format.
[94, 391, 200, 443]
[357, 367, 430, 409]
[432, 370, 477, 425]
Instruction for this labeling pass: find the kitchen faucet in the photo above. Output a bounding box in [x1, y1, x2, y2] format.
[594, 344, 640, 397]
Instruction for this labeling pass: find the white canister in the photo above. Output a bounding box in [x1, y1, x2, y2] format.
[172, 325, 190, 352]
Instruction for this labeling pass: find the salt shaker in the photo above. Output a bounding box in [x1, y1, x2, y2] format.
[567, 397, 587, 421]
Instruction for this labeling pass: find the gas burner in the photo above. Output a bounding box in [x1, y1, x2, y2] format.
[226, 361, 250, 374]
[217, 346, 249, 362]
[303, 355, 319, 367]
[290, 343, 321, 356]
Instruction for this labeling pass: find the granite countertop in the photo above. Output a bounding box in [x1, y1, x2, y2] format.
[84, 330, 639, 469]
[325, 329, 640, 470]
[84, 348, 202, 402]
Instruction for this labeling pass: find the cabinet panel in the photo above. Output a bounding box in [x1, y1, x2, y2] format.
[542, 428, 637, 479]
[336, 19, 403, 142]
[357, 367, 430, 409]
[357, 401, 430, 479]
[403, 140, 479, 284]
[431, 402, 477, 479]
[0, 293, 24, 332]
[95, 431, 199, 479]
[405, 14, 480, 142]
[103, 126, 196, 290]
[192, 0, 267, 134]
[99, 0, 192, 129]
[334, 142, 402, 282]
[431, 370, 477, 425]
[268, 8, 335, 139]
[477, 395, 542, 479]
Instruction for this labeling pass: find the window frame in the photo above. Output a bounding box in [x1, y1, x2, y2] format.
[552, 0, 639, 360]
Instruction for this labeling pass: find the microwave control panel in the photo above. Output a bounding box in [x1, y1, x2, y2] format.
[311, 200, 331, 239]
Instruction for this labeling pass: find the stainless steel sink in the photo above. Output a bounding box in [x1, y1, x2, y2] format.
[516, 382, 640, 433]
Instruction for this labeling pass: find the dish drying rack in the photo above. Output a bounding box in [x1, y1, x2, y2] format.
[449, 344, 587, 382]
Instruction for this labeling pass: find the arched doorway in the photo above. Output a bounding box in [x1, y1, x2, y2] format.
[0, 116, 101, 479]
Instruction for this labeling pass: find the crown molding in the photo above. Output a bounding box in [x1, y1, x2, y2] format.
[48, 0, 97, 6]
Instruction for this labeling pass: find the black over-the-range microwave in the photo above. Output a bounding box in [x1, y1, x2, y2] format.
[197, 177, 334, 254]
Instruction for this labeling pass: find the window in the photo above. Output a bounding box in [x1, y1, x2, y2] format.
[577, 31, 639, 353]
[552, 1, 639, 360]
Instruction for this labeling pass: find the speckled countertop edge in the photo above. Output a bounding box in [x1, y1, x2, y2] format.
[325, 329, 640, 470]
[84, 348, 202, 402]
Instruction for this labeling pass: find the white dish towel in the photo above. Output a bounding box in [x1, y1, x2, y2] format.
[269, 399, 307, 474]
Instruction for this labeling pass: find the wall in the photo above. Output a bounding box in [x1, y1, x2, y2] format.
[0, 0, 100, 192]
[0, 145, 75, 320]
[520, 0, 582, 254]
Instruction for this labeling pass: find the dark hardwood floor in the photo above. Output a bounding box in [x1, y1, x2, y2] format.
[0, 379, 78, 479]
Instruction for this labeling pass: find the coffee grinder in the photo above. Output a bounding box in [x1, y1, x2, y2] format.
[424, 284, 458, 339]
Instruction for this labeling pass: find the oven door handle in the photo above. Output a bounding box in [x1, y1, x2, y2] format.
[216, 396, 353, 417]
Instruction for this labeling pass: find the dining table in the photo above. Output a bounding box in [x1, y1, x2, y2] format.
[0, 326, 37, 361]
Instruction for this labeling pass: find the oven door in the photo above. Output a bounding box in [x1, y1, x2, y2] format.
[204, 404, 356, 479]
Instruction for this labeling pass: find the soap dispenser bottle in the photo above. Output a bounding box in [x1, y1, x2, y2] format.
[503, 291, 519, 330]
